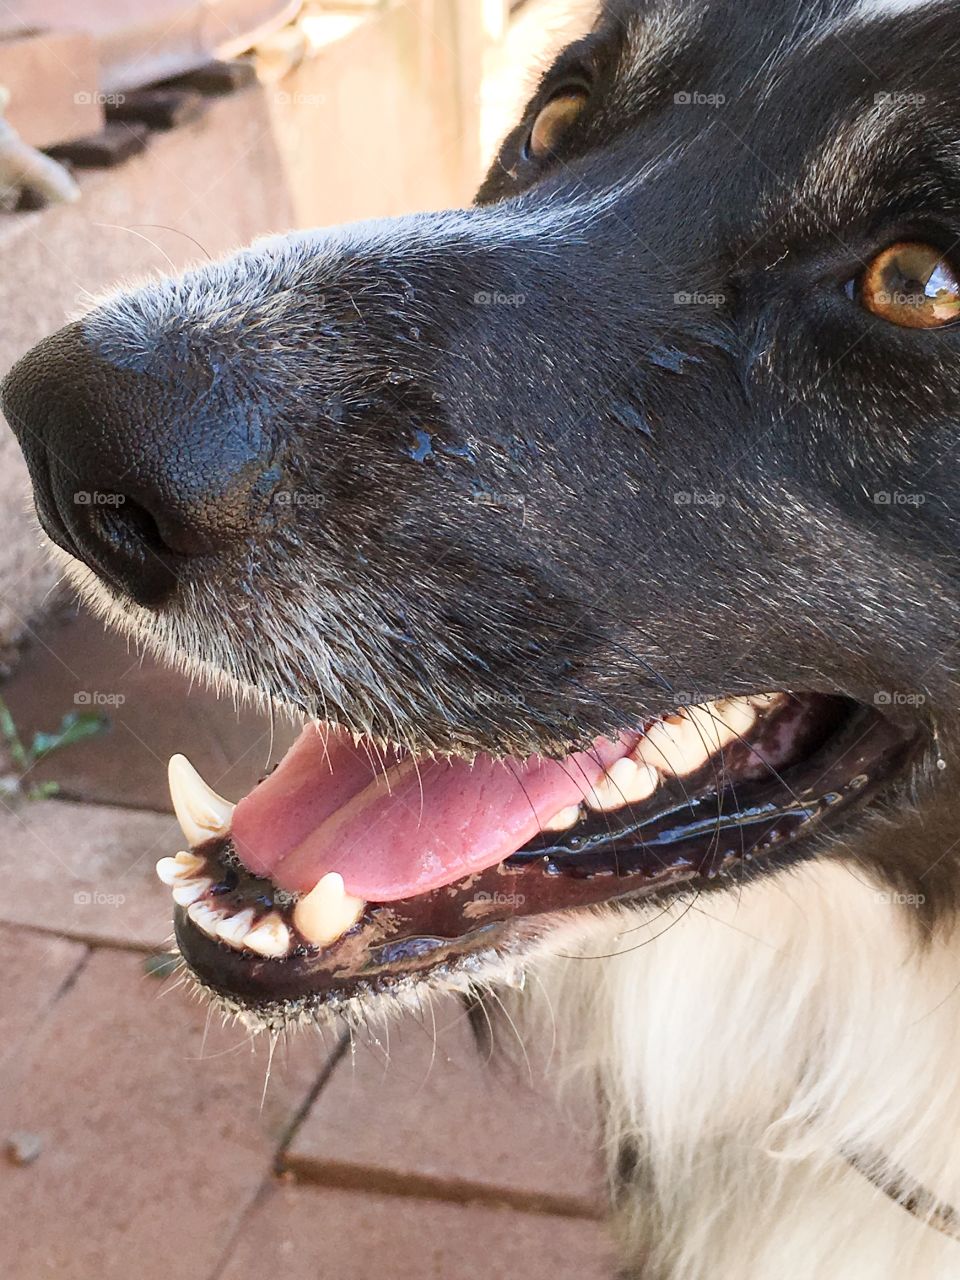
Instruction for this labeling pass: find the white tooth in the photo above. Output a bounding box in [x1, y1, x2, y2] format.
[636, 698, 762, 778]
[187, 901, 227, 937]
[242, 912, 291, 958]
[293, 872, 365, 947]
[748, 692, 782, 711]
[171, 877, 212, 906]
[174, 850, 207, 871]
[155, 852, 206, 885]
[635, 712, 713, 777]
[704, 697, 759, 746]
[543, 804, 583, 832]
[587, 758, 660, 811]
[216, 909, 257, 949]
[156, 857, 182, 886]
[168, 754, 234, 848]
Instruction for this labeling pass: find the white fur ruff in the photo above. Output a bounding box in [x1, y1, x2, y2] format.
[521, 861, 960, 1279]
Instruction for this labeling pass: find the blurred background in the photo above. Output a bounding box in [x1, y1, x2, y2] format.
[0, 2, 613, 1277]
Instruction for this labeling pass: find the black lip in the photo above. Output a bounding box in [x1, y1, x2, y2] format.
[172, 698, 921, 1017]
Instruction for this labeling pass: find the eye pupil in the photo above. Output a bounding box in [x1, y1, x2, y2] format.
[860, 241, 960, 329]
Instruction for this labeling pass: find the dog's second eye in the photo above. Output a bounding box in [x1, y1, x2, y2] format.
[527, 91, 588, 159]
[859, 242, 960, 329]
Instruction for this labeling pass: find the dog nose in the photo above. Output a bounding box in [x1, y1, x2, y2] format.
[1, 320, 271, 605]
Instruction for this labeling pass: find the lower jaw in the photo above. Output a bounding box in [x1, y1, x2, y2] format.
[171, 696, 920, 1018]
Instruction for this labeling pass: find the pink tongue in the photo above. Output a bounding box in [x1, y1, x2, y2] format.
[231, 725, 636, 901]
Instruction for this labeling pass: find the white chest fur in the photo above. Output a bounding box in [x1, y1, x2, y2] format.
[523, 861, 960, 1279]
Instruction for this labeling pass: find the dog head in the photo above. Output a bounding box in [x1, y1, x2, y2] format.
[3, 0, 959, 1023]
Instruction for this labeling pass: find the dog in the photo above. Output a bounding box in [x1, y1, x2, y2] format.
[4, 0, 960, 1274]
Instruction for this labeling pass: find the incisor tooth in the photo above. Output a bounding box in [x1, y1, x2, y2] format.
[587, 758, 660, 811]
[293, 872, 364, 947]
[243, 912, 291, 958]
[216, 909, 257, 949]
[168, 754, 234, 848]
[155, 852, 206, 885]
[156, 857, 182, 886]
[171, 878, 212, 906]
[187, 901, 226, 937]
[174, 850, 207, 870]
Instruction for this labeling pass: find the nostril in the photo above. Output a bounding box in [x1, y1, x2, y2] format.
[89, 495, 168, 560]
[69, 492, 179, 606]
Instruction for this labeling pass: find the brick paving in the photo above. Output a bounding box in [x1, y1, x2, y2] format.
[218, 1185, 614, 1280]
[283, 996, 605, 1219]
[0, 609, 613, 1279]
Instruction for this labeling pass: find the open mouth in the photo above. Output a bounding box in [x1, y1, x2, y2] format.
[158, 692, 919, 1018]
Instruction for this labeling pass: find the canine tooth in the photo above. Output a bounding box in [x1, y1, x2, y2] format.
[216, 909, 257, 949]
[243, 912, 291, 958]
[155, 852, 206, 885]
[543, 804, 583, 832]
[171, 877, 212, 906]
[587, 758, 660, 811]
[168, 754, 234, 847]
[293, 872, 364, 947]
[187, 901, 226, 937]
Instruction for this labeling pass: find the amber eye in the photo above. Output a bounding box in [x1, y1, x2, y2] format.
[859, 241, 960, 329]
[527, 90, 588, 159]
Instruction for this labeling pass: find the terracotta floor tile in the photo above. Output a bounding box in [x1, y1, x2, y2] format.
[0, 925, 86, 1092]
[0, 948, 338, 1280]
[0, 30, 103, 148]
[1, 606, 297, 812]
[283, 997, 604, 1218]
[0, 797, 182, 948]
[219, 1183, 615, 1280]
